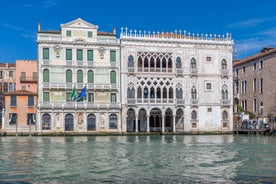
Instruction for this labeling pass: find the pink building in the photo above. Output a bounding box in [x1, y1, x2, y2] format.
[15, 60, 38, 93]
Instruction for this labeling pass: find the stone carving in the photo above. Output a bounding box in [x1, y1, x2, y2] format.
[55, 113, 61, 129]
[78, 113, 83, 129]
[100, 114, 105, 128]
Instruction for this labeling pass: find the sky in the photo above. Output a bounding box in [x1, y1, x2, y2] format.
[1, 0, 276, 62]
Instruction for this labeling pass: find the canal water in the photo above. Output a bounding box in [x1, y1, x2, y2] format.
[0, 135, 276, 183]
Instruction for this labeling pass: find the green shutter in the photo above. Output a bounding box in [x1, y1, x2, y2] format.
[77, 70, 83, 83]
[43, 92, 49, 102]
[77, 49, 83, 61]
[110, 71, 116, 84]
[43, 69, 49, 82]
[43, 48, 49, 60]
[66, 30, 71, 37]
[110, 51, 116, 62]
[87, 50, 93, 61]
[66, 70, 72, 83]
[66, 49, 72, 60]
[88, 71, 94, 83]
[88, 31, 93, 38]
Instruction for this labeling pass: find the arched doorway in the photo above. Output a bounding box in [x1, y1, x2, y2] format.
[138, 109, 147, 132]
[87, 114, 96, 131]
[42, 113, 51, 130]
[165, 109, 173, 132]
[127, 109, 136, 132]
[150, 108, 162, 132]
[175, 109, 184, 132]
[65, 113, 74, 131]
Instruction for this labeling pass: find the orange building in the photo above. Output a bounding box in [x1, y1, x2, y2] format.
[15, 60, 38, 93]
[3, 90, 37, 134]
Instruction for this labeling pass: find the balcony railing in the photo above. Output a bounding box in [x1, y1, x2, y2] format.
[20, 77, 38, 82]
[42, 83, 118, 90]
[176, 69, 182, 75]
[221, 70, 228, 78]
[39, 102, 121, 110]
[126, 98, 176, 105]
[221, 99, 230, 106]
[190, 69, 198, 76]
[191, 99, 198, 106]
[128, 67, 135, 73]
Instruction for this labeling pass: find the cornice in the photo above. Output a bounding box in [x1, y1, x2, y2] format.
[37, 40, 120, 47]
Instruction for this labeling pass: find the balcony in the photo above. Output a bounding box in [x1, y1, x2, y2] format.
[221, 70, 228, 78]
[128, 67, 135, 74]
[20, 76, 38, 83]
[176, 99, 185, 106]
[43, 60, 50, 65]
[190, 69, 198, 76]
[176, 69, 183, 76]
[190, 99, 198, 107]
[39, 102, 121, 110]
[221, 99, 230, 107]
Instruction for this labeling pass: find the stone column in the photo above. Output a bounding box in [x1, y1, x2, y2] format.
[135, 115, 138, 132]
[147, 115, 150, 132]
[173, 115, 176, 132]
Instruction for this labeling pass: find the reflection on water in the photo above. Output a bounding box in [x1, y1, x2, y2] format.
[0, 135, 276, 183]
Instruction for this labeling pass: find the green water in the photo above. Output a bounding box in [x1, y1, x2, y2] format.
[0, 135, 276, 183]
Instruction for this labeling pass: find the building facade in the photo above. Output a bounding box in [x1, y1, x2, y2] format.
[233, 47, 276, 123]
[37, 18, 121, 133]
[120, 29, 233, 133]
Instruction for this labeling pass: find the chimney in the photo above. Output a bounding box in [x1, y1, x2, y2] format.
[112, 28, 116, 35]
[38, 23, 41, 32]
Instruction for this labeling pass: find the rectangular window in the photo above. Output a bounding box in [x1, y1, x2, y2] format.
[33, 72, 38, 81]
[22, 86, 26, 90]
[8, 83, 14, 92]
[27, 113, 36, 125]
[77, 49, 83, 61]
[259, 60, 263, 69]
[28, 96, 34, 106]
[206, 56, 211, 61]
[66, 30, 71, 37]
[21, 72, 26, 81]
[43, 48, 49, 60]
[244, 81, 247, 93]
[87, 50, 94, 61]
[88, 93, 94, 102]
[253, 99, 257, 112]
[253, 63, 257, 71]
[111, 93, 116, 102]
[0, 71, 3, 78]
[110, 50, 116, 62]
[206, 83, 212, 90]
[43, 92, 50, 102]
[260, 78, 263, 93]
[66, 49, 72, 60]
[243, 66, 245, 73]
[9, 71, 13, 78]
[9, 113, 17, 125]
[236, 69, 239, 76]
[88, 31, 93, 38]
[11, 95, 17, 106]
[253, 78, 256, 91]
[207, 108, 212, 112]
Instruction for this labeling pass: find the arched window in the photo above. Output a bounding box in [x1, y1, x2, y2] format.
[222, 111, 228, 120]
[190, 58, 196, 69]
[150, 57, 155, 69]
[87, 114, 96, 131]
[222, 88, 228, 99]
[176, 57, 181, 69]
[156, 57, 161, 69]
[162, 57, 166, 69]
[157, 87, 161, 98]
[144, 87, 148, 98]
[128, 55, 134, 67]
[163, 88, 167, 99]
[87, 70, 94, 83]
[191, 110, 197, 120]
[191, 88, 197, 99]
[169, 87, 173, 99]
[66, 69, 72, 83]
[77, 70, 83, 83]
[127, 87, 135, 98]
[150, 87, 155, 98]
[110, 71, 116, 84]
[137, 86, 142, 98]
[176, 88, 183, 99]
[144, 57, 149, 68]
[138, 56, 142, 68]
[109, 114, 117, 129]
[43, 69, 49, 82]
[168, 58, 172, 69]
[42, 113, 51, 130]
[221, 59, 227, 70]
[65, 113, 74, 131]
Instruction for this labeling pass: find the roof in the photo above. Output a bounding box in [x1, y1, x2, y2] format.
[97, 31, 116, 36]
[5, 90, 37, 96]
[234, 47, 276, 67]
[38, 30, 60, 34]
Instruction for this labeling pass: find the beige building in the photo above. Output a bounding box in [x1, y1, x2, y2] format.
[36, 18, 121, 133]
[233, 47, 276, 122]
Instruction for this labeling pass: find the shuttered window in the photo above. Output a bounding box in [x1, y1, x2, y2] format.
[77, 49, 83, 61]
[77, 70, 83, 83]
[110, 71, 116, 84]
[66, 49, 72, 61]
[110, 51, 116, 62]
[10, 95, 17, 106]
[88, 31, 93, 38]
[43, 69, 49, 82]
[87, 50, 93, 61]
[66, 70, 72, 83]
[43, 48, 49, 60]
[28, 96, 34, 106]
[88, 70, 94, 83]
[43, 92, 49, 102]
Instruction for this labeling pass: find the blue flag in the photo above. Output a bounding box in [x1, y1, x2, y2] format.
[76, 86, 87, 101]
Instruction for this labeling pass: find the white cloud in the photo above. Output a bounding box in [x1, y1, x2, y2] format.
[226, 17, 276, 29]
[44, 0, 57, 8]
[22, 0, 57, 9]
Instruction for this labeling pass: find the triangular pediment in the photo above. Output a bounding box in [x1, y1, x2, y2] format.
[61, 18, 98, 29]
